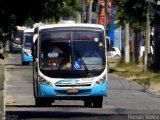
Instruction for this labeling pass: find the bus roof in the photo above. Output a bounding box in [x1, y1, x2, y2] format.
[24, 28, 34, 33]
[38, 23, 105, 31]
[16, 26, 26, 31]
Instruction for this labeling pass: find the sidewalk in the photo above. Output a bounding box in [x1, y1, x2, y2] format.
[0, 59, 6, 120]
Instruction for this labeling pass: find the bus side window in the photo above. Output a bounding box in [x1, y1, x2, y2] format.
[32, 39, 37, 61]
[32, 33, 38, 61]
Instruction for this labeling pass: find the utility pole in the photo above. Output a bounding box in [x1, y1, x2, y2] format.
[124, 23, 130, 63]
[144, 1, 150, 71]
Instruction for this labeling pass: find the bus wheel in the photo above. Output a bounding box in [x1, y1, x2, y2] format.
[84, 100, 92, 107]
[35, 98, 52, 107]
[22, 61, 29, 65]
[93, 96, 103, 108]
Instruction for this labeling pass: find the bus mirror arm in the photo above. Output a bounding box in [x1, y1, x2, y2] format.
[35, 58, 38, 62]
[33, 57, 38, 62]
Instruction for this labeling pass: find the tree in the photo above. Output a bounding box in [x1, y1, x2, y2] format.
[113, 0, 131, 63]
[0, 0, 81, 32]
[0, 0, 81, 49]
[124, 23, 130, 63]
[113, 0, 160, 71]
[87, 0, 93, 23]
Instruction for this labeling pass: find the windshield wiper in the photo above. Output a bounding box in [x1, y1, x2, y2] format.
[75, 51, 89, 74]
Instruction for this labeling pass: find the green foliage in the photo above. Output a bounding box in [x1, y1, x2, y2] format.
[40, 0, 81, 21]
[113, 0, 160, 32]
[0, 0, 81, 32]
[30, 0, 81, 22]
[112, 61, 160, 85]
[114, 0, 146, 31]
[116, 61, 138, 70]
[25, 17, 35, 28]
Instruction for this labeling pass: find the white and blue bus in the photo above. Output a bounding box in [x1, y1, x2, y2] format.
[9, 26, 25, 52]
[21, 28, 34, 65]
[33, 23, 108, 108]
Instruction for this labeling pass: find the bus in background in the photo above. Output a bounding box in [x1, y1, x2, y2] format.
[32, 23, 108, 108]
[9, 26, 25, 52]
[21, 28, 34, 65]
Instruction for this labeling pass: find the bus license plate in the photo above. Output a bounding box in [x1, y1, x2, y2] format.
[67, 89, 78, 94]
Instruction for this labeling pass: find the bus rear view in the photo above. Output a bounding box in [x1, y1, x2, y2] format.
[33, 24, 108, 108]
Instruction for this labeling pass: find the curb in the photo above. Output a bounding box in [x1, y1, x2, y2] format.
[0, 64, 5, 120]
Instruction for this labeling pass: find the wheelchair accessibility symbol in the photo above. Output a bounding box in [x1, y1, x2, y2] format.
[73, 61, 82, 69]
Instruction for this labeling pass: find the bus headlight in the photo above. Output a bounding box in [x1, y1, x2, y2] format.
[39, 76, 52, 86]
[94, 75, 106, 86]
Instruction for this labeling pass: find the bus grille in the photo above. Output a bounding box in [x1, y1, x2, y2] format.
[54, 83, 92, 87]
[55, 89, 91, 96]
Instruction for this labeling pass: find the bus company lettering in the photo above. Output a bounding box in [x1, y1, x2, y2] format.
[128, 114, 160, 120]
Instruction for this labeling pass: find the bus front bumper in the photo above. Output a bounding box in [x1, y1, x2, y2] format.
[37, 81, 108, 99]
[22, 54, 33, 62]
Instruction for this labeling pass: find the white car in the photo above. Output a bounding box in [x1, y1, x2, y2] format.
[107, 47, 121, 58]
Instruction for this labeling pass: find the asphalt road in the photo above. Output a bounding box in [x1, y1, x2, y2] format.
[4, 53, 160, 120]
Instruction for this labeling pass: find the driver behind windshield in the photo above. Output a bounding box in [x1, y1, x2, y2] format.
[41, 41, 71, 70]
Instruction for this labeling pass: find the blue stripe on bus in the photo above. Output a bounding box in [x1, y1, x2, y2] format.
[37, 81, 108, 97]
[22, 54, 33, 62]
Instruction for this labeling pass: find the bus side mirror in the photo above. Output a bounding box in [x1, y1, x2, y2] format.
[35, 58, 38, 62]
[105, 36, 110, 41]
[106, 36, 110, 51]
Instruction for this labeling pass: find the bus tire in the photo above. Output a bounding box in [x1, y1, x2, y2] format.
[93, 96, 103, 108]
[35, 98, 51, 107]
[33, 78, 38, 98]
[22, 61, 29, 65]
[84, 100, 92, 107]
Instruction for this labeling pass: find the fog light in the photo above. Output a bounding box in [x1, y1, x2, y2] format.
[39, 76, 52, 86]
[96, 81, 100, 85]
[94, 75, 106, 86]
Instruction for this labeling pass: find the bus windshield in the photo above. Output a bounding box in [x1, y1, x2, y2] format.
[24, 32, 34, 49]
[13, 31, 23, 45]
[39, 29, 106, 78]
